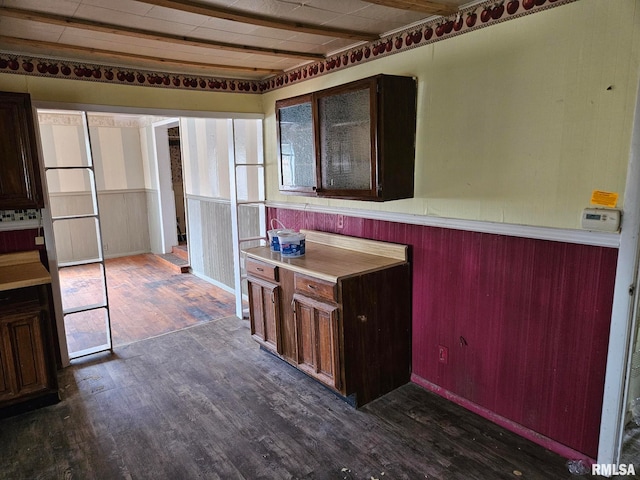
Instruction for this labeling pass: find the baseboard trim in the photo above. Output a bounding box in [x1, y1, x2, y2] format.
[189, 269, 235, 295]
[410, 373, 594, 463]
[266, 202, 620, 248]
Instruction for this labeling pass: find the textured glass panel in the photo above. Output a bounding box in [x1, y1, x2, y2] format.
[279, 102, 315, 188]
[319, 88, 371, 190]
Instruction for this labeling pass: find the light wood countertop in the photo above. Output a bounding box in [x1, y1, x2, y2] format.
[243, 230, 407, 283]
[0, 251, 51, 292]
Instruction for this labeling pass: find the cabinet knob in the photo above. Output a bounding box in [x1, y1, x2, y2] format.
[357, 314, 367, 323]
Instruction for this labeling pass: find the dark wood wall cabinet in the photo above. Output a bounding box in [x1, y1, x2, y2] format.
[0, 91, 44, 210]
[244, 230, 411, 407]
[0, 252, 59, 417]
[276, 75, 417, 201]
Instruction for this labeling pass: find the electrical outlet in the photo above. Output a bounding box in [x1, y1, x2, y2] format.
[438, 345, 448, 364]
[337, 214, 344, 229]
[35, 236, 44, 245]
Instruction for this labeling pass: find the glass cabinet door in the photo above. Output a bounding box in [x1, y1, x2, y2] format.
[275, 74, 416, 201]
[317, 84, 373, 196]
[276, 95, 316, 193]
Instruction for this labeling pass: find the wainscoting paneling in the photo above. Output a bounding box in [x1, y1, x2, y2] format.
[187, 197, 262, 292]
[49, 190, 151, 262]
[267, 207, 617, 458]
[99, 191, 150, 257]
[187, 197, 234, 289]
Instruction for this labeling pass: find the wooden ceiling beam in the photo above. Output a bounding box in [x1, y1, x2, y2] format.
[0, 35, 283, 76]
[0, 6, 324, 61]
[363, 0, 459, 16]
[136, 0, 379, 41]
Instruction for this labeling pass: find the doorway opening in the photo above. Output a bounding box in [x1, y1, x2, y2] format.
[37, 109, 264, 363]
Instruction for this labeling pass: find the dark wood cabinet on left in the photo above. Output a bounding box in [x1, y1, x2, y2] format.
[0, 285, 59, 416]
[0, 91, 44, 209]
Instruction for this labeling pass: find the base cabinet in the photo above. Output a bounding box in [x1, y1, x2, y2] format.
[245, 244, 411, 407]
[0, 306, 48, 402]
[293, 293, 340, 390]
[248, 278, 281, 353]
[0, 286, 59, 415]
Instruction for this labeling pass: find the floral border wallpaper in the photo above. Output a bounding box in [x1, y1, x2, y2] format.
[0, 0, 572, 94]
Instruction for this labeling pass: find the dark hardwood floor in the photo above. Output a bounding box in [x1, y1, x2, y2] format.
[59, 254, 237, 353]
[0, 315, 597, 480]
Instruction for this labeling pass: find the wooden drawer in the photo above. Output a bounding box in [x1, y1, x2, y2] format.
[294, 273, 336, 302]
[0, 287, 40, 317]
[246, 258, 278, 282]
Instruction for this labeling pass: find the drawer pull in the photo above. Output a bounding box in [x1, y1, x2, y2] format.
[256, 267, 264, 272]
[307, 284, 316, 289]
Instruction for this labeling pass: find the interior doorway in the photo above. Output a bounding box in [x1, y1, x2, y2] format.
[168, 126, 187, 249]
[36, 107, 264, 365]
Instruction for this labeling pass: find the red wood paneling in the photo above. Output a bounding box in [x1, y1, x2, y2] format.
[0, 228, 47, 265]
[268, 208, 617, 458]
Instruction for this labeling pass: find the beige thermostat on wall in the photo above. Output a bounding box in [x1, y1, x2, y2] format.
[581, 208, 621, 232]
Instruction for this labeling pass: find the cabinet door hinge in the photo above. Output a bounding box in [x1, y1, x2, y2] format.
[630, 284, 636, 296]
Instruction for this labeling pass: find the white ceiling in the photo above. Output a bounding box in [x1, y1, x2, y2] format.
[0, 0, 471, 79]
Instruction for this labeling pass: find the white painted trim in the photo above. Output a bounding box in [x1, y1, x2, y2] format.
[0, 219, 41, 231]
[48, 188, 148, 197]
[598, 80, 640, 467]
[266, 201, 620, 248]
[185, 194, 231, 204]
[33, 101, 264, 120]
[189, 269, 235, 296]
[104, 250, 150, 260]
[228, 119, 243, 319]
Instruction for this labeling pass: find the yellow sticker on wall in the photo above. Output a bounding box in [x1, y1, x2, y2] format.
[591, 190, 619, 208]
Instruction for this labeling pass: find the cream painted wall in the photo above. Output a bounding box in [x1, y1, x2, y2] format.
[90, 125, 145, 191]
[0, 75, 262, 114]
[182, 117, 232, 199]
[2, 0, 637, 231]
[261, 0, 640, 229]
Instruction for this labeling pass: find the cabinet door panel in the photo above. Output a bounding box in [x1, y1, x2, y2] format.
[248, 278, 281, 353]
[295, 301, 315, 369]
[318, 86, 372, 193]
[0, 92, 43, 209]
[294, 294, 340, 390]
[0, 336, 14, 401]
[5, 313, 47, 396]
[315, 308, 338, 386]
[276, 94, 316, 193]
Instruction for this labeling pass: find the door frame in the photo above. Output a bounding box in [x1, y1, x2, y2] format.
[34, 101, 263, 367]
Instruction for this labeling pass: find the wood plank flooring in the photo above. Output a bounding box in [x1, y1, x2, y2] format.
[0, 315, 601, 480]
[59, 254, 237, 353]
